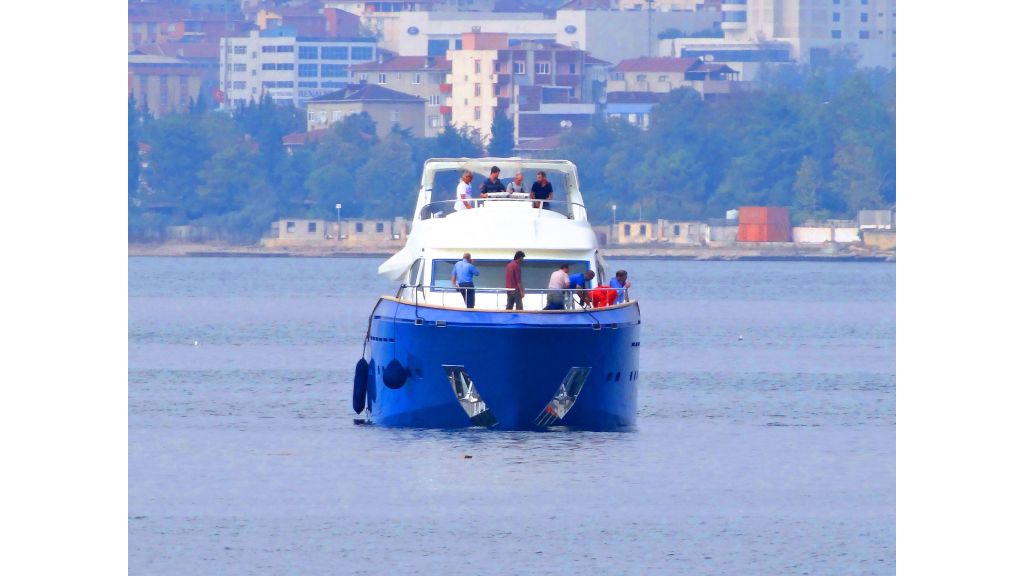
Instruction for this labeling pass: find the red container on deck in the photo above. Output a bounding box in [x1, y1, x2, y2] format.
[737, 206, 791, 242]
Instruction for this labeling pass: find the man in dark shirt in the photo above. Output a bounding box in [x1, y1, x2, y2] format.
[504, 250, 526, 310]
[530, 170, 554, 209]
[479, 166, 506, 198]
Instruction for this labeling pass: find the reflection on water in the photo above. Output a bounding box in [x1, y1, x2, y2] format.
[129, 257, 895, 575]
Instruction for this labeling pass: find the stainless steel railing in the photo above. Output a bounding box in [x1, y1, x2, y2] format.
[417, 197, 588, 221]
[394, 284, 630, 311]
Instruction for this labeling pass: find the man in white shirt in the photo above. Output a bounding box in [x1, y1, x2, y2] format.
[506, 171, 525, 194]
[544, 264, 570, 310]
[454, 170, 475, 211]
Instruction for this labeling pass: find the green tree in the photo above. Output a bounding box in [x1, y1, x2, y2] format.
[355, 132, 418, 217]
[792, 156, 825, 224]
[488, 113, 515, 157]
[142, 113, 213, 218]
[128, 96, 141, 201]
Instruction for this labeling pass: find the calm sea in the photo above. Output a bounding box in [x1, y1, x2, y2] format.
[129, 256, 895, 575]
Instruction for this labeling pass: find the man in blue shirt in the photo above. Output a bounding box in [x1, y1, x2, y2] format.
[530, 170, 554, 209]
[609, 269, 631, 304]
[451, 253, 480, 308]
[568, 269, 595, 307]
[479, 166, 506, 197]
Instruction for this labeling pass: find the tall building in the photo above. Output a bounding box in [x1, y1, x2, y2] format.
[447, 33, 608, 145]
[219, 30, 377, 108]
[721, 0, 895, 69]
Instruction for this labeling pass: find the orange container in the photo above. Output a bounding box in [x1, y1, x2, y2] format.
[738, 207, 791, 242]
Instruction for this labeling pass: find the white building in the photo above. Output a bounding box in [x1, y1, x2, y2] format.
[364, 8, 720, 64]
[219, 30, 378, 108]
[721, 0, 896, 69]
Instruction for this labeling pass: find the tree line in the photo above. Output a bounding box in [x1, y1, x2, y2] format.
[128, 52, 894, 242]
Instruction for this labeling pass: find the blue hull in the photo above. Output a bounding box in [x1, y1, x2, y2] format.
[362, 299, 641, 431]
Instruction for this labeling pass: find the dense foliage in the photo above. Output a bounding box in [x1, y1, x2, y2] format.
[128, 55, 894, 242]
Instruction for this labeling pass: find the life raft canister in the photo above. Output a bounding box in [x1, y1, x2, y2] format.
[353, 358, 369, 414]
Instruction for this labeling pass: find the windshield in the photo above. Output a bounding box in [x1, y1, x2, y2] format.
[431, 259, 592, 290]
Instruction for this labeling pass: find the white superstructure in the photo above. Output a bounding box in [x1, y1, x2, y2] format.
[379, 158, 610, 311]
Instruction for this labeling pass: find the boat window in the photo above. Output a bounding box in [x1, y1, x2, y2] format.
[431, 259, 592, 289]
[408, 258, 423, 286]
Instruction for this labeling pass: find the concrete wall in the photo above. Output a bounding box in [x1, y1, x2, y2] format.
[306, 100, 426, 138]
[616, 221, 658, 244]
[659, 220, 705, 245]
[793, 226, 861, 244]
[862, 229, 896, 251]
[707, 225, 738, 247]
[262, 218, 409, 249]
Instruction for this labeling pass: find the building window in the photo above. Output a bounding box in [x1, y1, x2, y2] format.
[232, 46, 246, 55]
[308, 222, 317, 233]
[612, 72, 624, 81]
[832, 12, 840, 22]
[722, 11, 747, 22]
[351, 46, 373, 60]
[859, 30, 870, 39]
[232, 81, 246, 89]
[831, 30, 842, 39]
[232, 63, 246, 72]
[322, 46, 349, 60]
[429, 115, 442, 128]
[474, 84, 481, 96]
[332, 111, 344, 122]
[277, 63, 294, 71]
[261, 46, 276, 53]
[355, 222, 364, 233]
[376, 222, 385, 233]
[673, 225, 681, 235]
[494, 62, 502, 73]
[322, 64, 347, 77]
[624, 224, 632, 237]
[637, 74, 647, 82]
[569, 63, 576, 74]
[513, 61, 526, 74]
[299, 64, 317, 77]
[428, 94, 440, 105]
[535, 62, 550, 75]
[474, 59, 481, 73]
[413, 73, 421, 84]
[298, 81, 317, 88]
[299, 46, 318, 59]
[286, 221, 296, 233]
[277, 45, 294, 53]
[640, 224, 647, 236]
[379, 73, 387, 84]
[322, 81, 345, 88]
[658, 75, 668, 82]
[262, 63, 275, 70]
[391, 110, 400, 122]
[861, 13, 868, 22]
[474, 107, 481, 120]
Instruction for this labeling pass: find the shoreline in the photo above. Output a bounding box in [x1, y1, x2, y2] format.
[128, 242, 895, 262]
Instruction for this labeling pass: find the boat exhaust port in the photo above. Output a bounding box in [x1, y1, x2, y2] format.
[443, 365, 498, 427]
[535, 367, 592, 427]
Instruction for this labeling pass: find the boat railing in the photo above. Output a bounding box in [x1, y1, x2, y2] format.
[417, 197, 587, 221]
[394, 284, 630, 311]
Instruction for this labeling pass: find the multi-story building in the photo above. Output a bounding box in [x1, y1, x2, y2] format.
[306, 84, 427, 138]
[721, 0, 895, 69]
[608, 56, 740, 94]
[367, 8, 719, 64]
[255, 6, 362, 38]
[447, 33, 608, 144]
[129, 54, 204, 117]
[350, 55, 451, 135]
[135, 41, 222, 103]
[219, 30, 377, 108]
[128, 0, 249, 50]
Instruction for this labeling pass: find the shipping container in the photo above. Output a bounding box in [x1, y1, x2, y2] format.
[738, 207, 791, 242]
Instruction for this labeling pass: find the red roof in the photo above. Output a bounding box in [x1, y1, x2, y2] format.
[613, 57, 701, 73]
[282, 130, 332, 146]
[350, 56, 450, 72]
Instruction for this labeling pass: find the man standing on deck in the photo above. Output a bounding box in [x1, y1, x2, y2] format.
[451, 253, 479, 308]
[568, 269, 596, 306]
[530, 170, 554, 209]
[479, 166, 506, 198]
[454, 170, 475, 211]
[505, 250, 526, 310]
[544, 264, 571, 310]
[609, 269, 632, 304]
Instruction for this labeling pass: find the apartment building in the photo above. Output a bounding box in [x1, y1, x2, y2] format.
[447, 33, 607, 143]
[306, 84, 426, 138]
[721, 0, 895, 69]
[129, 54, 203, 117]
[219, 29, 377, 108]
[350, 55, 451, 135]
